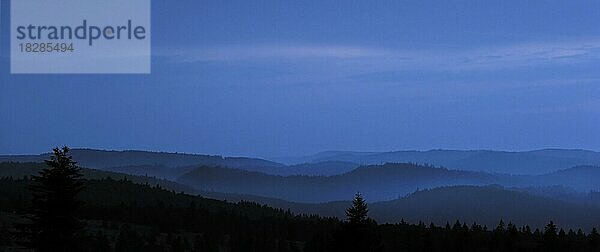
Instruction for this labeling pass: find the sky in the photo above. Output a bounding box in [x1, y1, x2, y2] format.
[1, 0, 600, 157]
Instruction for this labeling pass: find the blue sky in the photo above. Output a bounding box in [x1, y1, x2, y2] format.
[1, 0, 600, 157]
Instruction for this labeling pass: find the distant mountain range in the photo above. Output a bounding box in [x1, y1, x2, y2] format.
[3, 148, 600, 202]
[176, 162, 600, 203]
[276, 149, 600, 175]
[176, 163, 503, 202]
[3, 160, 600, 229]
[0, 162, 196, 194]
[0, 149, 361, 178]
[539, 165, 600, 191]
[0, 148, 284, 180]
[281, 161, 359, 176]
[4, 148, 600, 178]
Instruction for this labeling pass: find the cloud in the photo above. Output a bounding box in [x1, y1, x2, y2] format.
[452, 39, 600, 70]
[516, 98, 600, 114]
[154, 38, 600, 90]
[158, 44, 394, 63]
[159, 39, 600, 71]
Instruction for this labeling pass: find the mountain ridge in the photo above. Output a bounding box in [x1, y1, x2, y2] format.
[280, 149, 600, 174]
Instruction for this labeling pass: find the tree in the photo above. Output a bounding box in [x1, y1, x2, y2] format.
[590, 228, 600, 250]
[25, 146, 84, 251]
[543, 221, 558, 252]
[544, 221, 557, 238]
[332, 193, 380, 252]
[346, 192, 368, 225]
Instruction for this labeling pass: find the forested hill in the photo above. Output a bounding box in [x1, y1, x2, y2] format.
[284, 149, 600, 174]
[178, 162, 600, 203]
[198, 185, 600, 230]
[539, 165, 600, 191]
[369, 185, 600, 230]
[2, 174, 600, 251]
[0, 176, 343, 251]
[0, 149, 284, 179]
[4, 161, 600, 231]
[176, 163, 516, 202]
[0, 162, 195, 194]
[5, 148, 600, 179]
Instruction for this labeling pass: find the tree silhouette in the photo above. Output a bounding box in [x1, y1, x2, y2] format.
[333, 193, 380, 252]
[346, 192, 368, 225]
[25, 146, 84, 251]
[590, 228, 600, 250]
[543, 221, 558, 252]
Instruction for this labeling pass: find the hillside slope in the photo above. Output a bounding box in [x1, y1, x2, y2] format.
[370, 185, 600, 229]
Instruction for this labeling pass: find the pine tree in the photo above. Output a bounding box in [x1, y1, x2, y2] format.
[333, 193, 380, 252]
[345, 192, 368, 225]
[543, 221, 558, 252]
[544, 221, 557, 237]
[25, 146, 84, 251]
[496, 219, 506, 232]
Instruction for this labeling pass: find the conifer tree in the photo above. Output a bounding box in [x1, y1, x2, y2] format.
[333, 193, 380, 252]
[26, 146, 84, 251]
[346, 192, 368, 225]
[544, 221, 557, 237]
[543, 221, 559, 252]
[496, 219, 506, 232]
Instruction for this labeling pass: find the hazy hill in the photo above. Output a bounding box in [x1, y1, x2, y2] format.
[0, 162, 195, 194]
[3, 162, 600, 231]
[7, 148, 600, 178]
[279, 161, 359, 176]
[177, 162, 600, 204]
[537, 165, 600, 191]
[509, 185, 590, 206]
[528, 149, 600, 161]
[288, 149, 600, 174]
[0, 149, 284, 179]
[196, 185, 600, 230]
[369, 185, 600, 230]
[177, 163, 517, 203]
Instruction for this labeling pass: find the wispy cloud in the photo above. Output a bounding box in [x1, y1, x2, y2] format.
[451, 39, 600, 70]
[159, 39, 600, 72]
[159, 44, 393, 63]
[516, 98, 600, 114]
